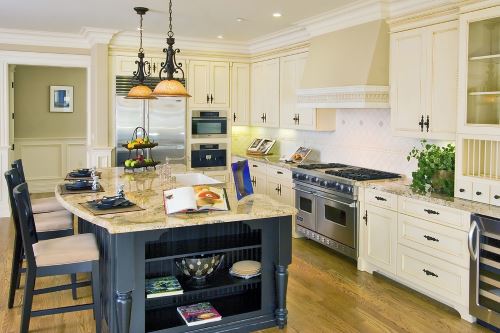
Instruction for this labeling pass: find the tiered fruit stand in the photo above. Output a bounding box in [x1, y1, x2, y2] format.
[122, 127, 161, 172]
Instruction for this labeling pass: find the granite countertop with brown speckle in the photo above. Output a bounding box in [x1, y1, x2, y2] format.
[55, 167, 296, 234]
[362, 179, 500, 219]
[232, 152, 309, 170]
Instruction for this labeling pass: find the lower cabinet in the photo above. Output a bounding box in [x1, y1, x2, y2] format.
[364, 204, 398, 275]
[251, 171, 268, 195]
[267, 177, 293, 205]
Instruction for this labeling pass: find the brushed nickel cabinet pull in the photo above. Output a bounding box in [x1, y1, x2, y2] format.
[375, 196, 387, 201]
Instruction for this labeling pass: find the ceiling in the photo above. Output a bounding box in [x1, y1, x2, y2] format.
[0, 0, 357, 42]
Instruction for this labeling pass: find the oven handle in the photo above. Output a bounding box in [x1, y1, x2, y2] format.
[314, 194, 357, 208]
[468, 220, 479, 261]
[293, 187, 314, 195]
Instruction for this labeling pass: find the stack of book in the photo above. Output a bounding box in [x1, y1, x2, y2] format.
[145, 276, 183, 298]
[177, 302, 222, 326]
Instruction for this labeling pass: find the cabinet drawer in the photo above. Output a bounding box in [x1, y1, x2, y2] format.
[398, 214, 469, 268]
[365, 188, 397, 210]
[455, 179, 472, 200]
[491, 185, 500, 207]
[266, 165, 291, 182]
[397, 245, 468, 306]
[248, 160, 267, 174]
[398, 197, 470, 231]
[473, 182, 490, 204]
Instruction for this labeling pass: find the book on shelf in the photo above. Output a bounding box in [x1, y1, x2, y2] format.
[177, 302, 222, 326]
[163, 186, 230, 214]
[145, 276, 183, 298]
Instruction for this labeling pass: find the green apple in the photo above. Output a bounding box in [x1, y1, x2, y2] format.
[130, 161, 137, 167]
[124, 159, 132, 167]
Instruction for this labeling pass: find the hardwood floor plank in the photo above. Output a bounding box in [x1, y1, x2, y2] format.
[0, 214, 491, 333]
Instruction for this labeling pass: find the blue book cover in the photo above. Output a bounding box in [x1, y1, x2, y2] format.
[231, 160, 253, 200]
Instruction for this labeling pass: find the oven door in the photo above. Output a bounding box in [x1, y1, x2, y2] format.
[294, 186, 316, 231]
[192, 116, 227, 138]
[315, 193, 357, 248]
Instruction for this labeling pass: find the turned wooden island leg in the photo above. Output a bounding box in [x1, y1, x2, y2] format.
[116, 291, 133, 333]
[275, 264, 289, 328]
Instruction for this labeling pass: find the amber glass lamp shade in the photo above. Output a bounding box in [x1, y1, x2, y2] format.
[152, 79, 191, 97]
[126, 85, 156, 99]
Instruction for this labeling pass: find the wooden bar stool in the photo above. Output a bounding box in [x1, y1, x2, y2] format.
[4, 169, 76, 309]
[13, 183, 101, 333]
[12, 159, 65, 213]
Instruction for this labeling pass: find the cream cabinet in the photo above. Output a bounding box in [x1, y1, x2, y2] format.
[251, 59, 280, 128]
[188, 60, 230, 109]
[364, 204, 398, 274]
[390, 21, 458, 140]
[231, 63, 250, 126]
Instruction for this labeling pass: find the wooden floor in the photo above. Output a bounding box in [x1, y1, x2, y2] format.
[0, 214, 490, 333]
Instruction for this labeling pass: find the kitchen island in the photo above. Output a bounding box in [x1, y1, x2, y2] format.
[55, 167, 296, 333]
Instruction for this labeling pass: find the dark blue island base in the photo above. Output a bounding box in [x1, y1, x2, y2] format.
[78, 215, 292, 333]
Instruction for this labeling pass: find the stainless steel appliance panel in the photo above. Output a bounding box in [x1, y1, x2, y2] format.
[115, 97, 146, 166]
[191, 143, 227, 170]
[294, 186, 316, 231]
[470, 214, 500, 328]
[316, 193, 356, 248]
[191, 110, 228, 138]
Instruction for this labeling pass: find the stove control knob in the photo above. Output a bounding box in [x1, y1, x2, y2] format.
[292, 173, 298, 179]
[339, 184, 344, 191]
[311, 177, 318, 183]
[320, 180, 328, 187]
[346, 186, 353, 193]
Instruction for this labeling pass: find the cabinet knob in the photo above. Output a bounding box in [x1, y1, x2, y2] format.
[362, 210, 368, 225]
[459, 188, 465, 193]
[233, 113, 236, 122]
[423, 235, 439, 242]
[424, 209, 440, 215]
[476, 191, 482, 196]
[495, 195, 500, 200]
[206, 94, 210, 104]
[375, 196, 387, 202]
[422, 269, 438, 278]
[210, 94, 214, 104]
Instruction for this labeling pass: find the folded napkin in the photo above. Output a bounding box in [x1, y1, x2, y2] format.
[65, 181, 92, 191]
[88, 197, 134, 210]
[69, 169, 91, 178]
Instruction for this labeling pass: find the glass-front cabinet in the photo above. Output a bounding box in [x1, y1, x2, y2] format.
[458, 6, 500, 134]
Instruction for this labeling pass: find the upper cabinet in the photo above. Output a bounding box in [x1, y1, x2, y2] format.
[279, 53, 336, 131]
[188, 60, 230, 109]
[231, 63, 250, 126]
[390, 21, 458, 140]
[457, 6, 500, 135]
[251, 58, 280, 128]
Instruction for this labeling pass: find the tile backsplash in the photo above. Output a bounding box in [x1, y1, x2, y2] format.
[232, 109, 452, 177]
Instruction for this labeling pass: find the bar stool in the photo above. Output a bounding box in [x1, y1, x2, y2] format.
[4, 169, 76, 309]
[13, 183, 101, 333]
[12, 159, 65, 213]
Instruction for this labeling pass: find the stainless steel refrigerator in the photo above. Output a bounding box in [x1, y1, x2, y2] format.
[115, 96, 186, 166]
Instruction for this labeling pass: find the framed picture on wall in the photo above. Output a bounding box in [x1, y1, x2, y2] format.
[50, 86, 73, 112]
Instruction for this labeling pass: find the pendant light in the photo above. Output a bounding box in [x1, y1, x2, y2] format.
[152, 0, 191, 97]
[126, 7, 156, 99]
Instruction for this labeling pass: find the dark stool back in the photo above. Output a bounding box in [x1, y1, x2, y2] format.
[12, 159, 26, 183]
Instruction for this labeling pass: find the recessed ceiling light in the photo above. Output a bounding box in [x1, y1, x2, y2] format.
[236, 18, 245, 22]
[273, 12, 282, 18]
[217, 35, 224, 39]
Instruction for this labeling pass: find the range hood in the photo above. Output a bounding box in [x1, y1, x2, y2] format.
[298, 20, 390, 109]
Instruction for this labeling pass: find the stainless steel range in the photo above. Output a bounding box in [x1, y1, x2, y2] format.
[292, 163, 400, 259]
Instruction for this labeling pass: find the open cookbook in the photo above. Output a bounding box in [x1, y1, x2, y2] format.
[163, 186, 230, 214]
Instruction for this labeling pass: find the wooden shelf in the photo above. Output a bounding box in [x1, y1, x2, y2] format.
[145, 233, 262, 262]
[145, 269, 261, 309]
[469, 91, 500, 96]
[469, 54, 500, 63]
[145, 288, 261, 332]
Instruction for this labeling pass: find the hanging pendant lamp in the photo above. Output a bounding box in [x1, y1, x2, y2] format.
[152, 0, 191, 97]
[126, 7, 156, 99]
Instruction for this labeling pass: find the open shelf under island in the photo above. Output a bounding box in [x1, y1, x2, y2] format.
[55, 167, 296, 333]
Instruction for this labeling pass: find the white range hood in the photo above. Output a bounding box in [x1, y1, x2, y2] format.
[298, 20, 390, 109]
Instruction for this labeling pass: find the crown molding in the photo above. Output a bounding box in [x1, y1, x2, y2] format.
[81, 27, 118, 46]
[249, 26, 310, 54]
[0, 28, 89, 49]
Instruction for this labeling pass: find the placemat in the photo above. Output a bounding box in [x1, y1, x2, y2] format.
[64, 171, 102, 181]
[59, 184, 105, 195]
[79, 201, 144, 216]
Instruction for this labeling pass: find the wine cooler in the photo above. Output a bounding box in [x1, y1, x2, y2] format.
[469, 213, 500, 328]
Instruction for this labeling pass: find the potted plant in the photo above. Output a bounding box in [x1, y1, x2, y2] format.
[407, 140, 455, 197]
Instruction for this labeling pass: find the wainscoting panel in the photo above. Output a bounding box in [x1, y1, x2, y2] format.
[0, 146, 9, 217]
[14, 137, 86, 193]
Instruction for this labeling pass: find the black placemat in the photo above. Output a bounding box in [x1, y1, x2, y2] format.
[64, 171, 102, 181]
[79, 201, 144, 216]
[59, 184, 105, 195]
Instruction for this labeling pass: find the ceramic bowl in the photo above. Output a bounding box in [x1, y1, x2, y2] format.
[176, 254, 224, 280]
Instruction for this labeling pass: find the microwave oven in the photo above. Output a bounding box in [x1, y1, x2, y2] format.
[191, 110, 227, 138]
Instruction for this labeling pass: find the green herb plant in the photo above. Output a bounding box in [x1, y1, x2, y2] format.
[406, 140, 455, 197]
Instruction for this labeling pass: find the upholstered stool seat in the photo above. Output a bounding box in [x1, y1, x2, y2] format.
[31, 197, 65, 214]
[33, 233, 99, 267]
[34, 210, 73, 233]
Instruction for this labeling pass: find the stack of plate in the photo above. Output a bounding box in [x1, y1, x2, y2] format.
[229, 261, 261, 279]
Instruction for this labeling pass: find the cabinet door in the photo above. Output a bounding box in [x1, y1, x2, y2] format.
[251, 62, 265, 126]
[252, 172, 267, 195]
[391, 29, 426, 137]
[263, 58, 280, 128]
[188, 61, 211, 108]
[428, 22, 458, 140]
[114, 56, 139, 76]
[210, 62, 230, 108]
[365, 204, 398, 274]
[231, 63, 250, 125]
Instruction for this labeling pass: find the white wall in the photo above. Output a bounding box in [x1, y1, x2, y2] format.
[232, 109, 452, 177]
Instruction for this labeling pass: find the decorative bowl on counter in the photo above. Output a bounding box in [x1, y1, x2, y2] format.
[175, 253, 224, 282]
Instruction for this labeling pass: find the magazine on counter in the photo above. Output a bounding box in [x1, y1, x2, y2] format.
[163, 186, 230, 214]
[177, 302, 222, 326]
[145, 276, 183, 298]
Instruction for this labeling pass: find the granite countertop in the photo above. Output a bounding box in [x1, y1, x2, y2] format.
[363, 179, 500, 219]
[232, 152, 303, 170]
[55, 167, 296, 234]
